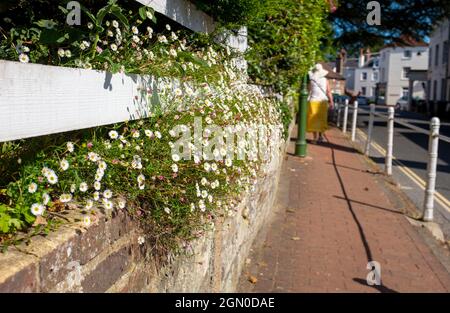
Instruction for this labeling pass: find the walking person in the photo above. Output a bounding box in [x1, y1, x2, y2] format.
[307, 63, 334, 143]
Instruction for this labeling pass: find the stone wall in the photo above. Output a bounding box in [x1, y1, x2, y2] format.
[0, 136, 288, 293]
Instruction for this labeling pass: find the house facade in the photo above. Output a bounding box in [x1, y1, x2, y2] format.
[354, 55, 380, 101]
[427, 18, 450, 114]
[377, 42, 429, 106]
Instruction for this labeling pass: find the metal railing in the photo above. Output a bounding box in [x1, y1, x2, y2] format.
[335, 100, 449, 222]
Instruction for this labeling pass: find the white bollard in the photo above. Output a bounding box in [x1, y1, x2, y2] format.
[342, 99, 349, 133]
[385, 106, 395, 175]
[365, 103, 376, 156]
[423, 117, 440, 221]
[351, 100, 359, 141]
[337, 103, 342, 127]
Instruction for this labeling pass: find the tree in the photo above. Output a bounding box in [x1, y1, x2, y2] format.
[330, 0, 450, 53]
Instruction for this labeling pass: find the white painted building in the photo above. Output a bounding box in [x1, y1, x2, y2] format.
[378, 41, 429, 106]
[427, 19, 450, 109]
[354, 54, 380, 101]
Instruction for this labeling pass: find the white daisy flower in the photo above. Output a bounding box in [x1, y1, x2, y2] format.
[132, 35, 140, 43]
[60, 159, 69, 171]
[109, 130, 119, 140]
[201, 177, 208, 186]
[85, 199, 94, 210]
[59, 193, 72, 203]
[47, 171, 58, 185]
[171, 153, 180, 162]
[28, 182, 38, 194]
[171, 164, 178, 173]
[198, 200, 206, 212]
[132, 26, 139, 34]
[169, 48, 177, 57]
[93, 191, 100, 201]
[144, 129, 153, 138]
[164, 207, 171, 214]
[165, 24, 171, 31]
[79, 182, 88, 192]
[88, 152, 99, 162]
[201, 190, 208, 199]
[70, 184, 76, 193]
[204, 162, 211, 172]
[118, 199, 126, 209]
[42, 193, 51, 205]
[31, 203, 45, 216]
[83, 215, 91, 227]
[58, 48, 65, 57]
[87, 22, 94, 29]
[103, 189, 113, 199]
[190, 203, 195, 212]
[225, 159, 232, 167]
[94, 181, 101, 191]
[102, 198, 113, 210]
[65, 50, 72, 58]
[137, 174, 145, 184]
[132, 130, 140, 138]
[211, 163, 218, 171]
[138, 235, 145, 245]
[67, 142, 74, 152]
[155, 131, 162, 139]
[98, 161, 107, 171]
[112, 20, 119, 28]
[19, 53, 29, 63]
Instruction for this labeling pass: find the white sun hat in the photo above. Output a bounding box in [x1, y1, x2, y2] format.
[309, 63, 329, 79]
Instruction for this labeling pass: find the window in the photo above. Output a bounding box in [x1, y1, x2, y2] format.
[361, 72, 368, 80]
[372, 72, 378, 81]
[435, 44, 439, 66]
[361, 87, 367, 95]
[403, 50, 412, 58]
[443, 41, 449, 64]
[402, 67, 411, 79]
[402, 87, 409, 98]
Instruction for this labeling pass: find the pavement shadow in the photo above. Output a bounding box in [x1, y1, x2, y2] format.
[352, 278, 398, 293]
[370, 157, 449, 174]
[288, 138, 360, 155]
[332, 195, 403, 215]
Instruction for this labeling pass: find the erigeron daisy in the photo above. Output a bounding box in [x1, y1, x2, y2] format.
[112, 20, 119, 28]
[95, 169, 104, 181]
[83, 215, 91, 227]
[28, 182, 38, 194]
[47, 171, 58, 185]
[65, 50, 72, 58]
[145, 129, 153, 138]
[80, 41, 90, 50]
[201, 190, 208, 199]
[103, 189, 113, 199]
[211, 163, 218, 171]
[204, 162, 211, 172]
[225, 159, 232, 167]
[166, 24, 171, 31]
[137, 174, 145, 185]
[94, 181, 101, 191]
[132, 26, 139, 34]
[85, 199, 94, 210]
[170, 31, 178, 40]
[118, 199, 126, 209]
[59, 193, 72, 203]
[132, 130, 140, 138]
[58, 48, 65, 57]
[155, 131, 162, 139]
[169, 48, 177, 57]
[87, 22, 94, 29]
[93, 191, 100, 201]
[138, 236, 145, 245]
[107, 30, 114, 37]
[171, 164, 178, 173]
[19, 53, 29, 63]
[98, 161, 107, 171]
[88, 152, 99, 162]
[171, 153, 180, 162]
[42, 193, 51, 205]
[132, 35, 140, 43]
[79, 182, 88, 192]
[201, 177, 208, 186]
[198, 200, 206, 212]
[70, 184, 76, 193]
[109, 130, 118, 139]
[31, 203, 45, 216]
[138, 183, 145, 190]
[60, 159, 69, 171]
[67, 142, 74, 152]
[208, 195, 213, 203]
[158, 35, 168, 44]
[103, 199, 113, 210]
[164, 207, 171, 214]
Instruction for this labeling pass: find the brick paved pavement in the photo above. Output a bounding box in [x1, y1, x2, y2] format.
[239, 127, 450, 292]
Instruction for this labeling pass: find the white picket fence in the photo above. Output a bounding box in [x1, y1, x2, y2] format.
[0, 0, 247, 143]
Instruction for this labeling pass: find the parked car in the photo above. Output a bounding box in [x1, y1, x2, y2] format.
[395, 96, 409, 111]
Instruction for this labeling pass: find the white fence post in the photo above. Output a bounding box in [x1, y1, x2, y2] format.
[365, 103, 375, 156]
[385, 106, 395, 175]
[342, 99, 349, 133]
[351, 100, 358, 141]
[423, 117, 440, 222]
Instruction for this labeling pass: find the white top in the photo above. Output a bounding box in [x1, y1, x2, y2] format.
[308, 76, 328, 101]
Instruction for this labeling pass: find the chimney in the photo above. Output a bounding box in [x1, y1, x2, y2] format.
[358, 48, 365, 67]
[336, 49, 347, 75]
[365, 47, 372, 63]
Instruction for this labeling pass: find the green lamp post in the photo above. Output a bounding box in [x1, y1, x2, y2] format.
[295, 74, 308, 157]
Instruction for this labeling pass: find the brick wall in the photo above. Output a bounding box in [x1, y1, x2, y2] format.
[0, 133, 289, 293]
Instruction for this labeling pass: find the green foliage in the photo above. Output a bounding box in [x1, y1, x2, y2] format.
[246, 0, 330, 94]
